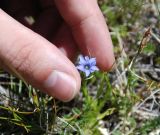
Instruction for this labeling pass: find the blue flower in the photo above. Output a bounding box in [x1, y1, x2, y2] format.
[76, 55, 99, 77]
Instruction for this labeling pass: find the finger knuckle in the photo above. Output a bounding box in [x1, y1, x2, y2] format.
[10, 41, 34, 74]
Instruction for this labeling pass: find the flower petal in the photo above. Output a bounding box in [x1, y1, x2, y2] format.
[79, 55, 86, 65]
[89, 58, 96, 65]
[85, 56, 90, 61]
[84, 70, 90, 77]
[76, 65, 85, 72]
[90, 66, 99, 71]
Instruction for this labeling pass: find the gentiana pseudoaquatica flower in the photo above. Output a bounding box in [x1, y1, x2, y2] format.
[76, 55, 99, 77]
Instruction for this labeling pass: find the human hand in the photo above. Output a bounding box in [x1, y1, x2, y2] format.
[0, 0, 115, 101]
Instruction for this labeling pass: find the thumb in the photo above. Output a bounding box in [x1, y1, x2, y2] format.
[0, 9, 81, 102]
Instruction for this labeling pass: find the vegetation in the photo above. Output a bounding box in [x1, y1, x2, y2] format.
[0, 0, 160, 134]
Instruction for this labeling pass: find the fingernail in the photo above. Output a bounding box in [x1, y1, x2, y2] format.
[44, 71, 77, 102]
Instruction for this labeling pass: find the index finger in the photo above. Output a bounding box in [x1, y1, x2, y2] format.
[55, 0, 115, 71]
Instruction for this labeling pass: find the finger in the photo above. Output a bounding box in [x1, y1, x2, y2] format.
[0, 10, 81, 102]
[55, 0, 115, 71]
[52, 24, 79, 61]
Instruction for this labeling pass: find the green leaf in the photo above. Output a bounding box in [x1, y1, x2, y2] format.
[142, 43, 156, 54]
[97, 108, 116, 120]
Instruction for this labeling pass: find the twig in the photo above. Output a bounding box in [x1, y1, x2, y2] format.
[136, 89, 160, 112]
[129, 27, 151, 69]
[150, 30, 160, 44]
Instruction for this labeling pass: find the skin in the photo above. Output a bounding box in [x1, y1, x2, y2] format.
[0, 0, 115, 101]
